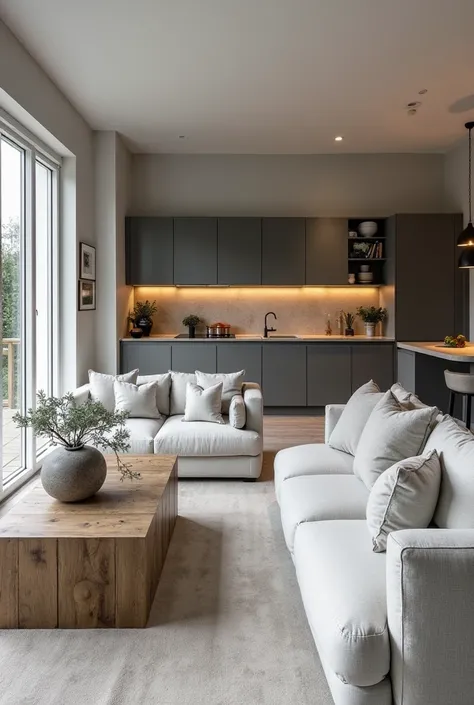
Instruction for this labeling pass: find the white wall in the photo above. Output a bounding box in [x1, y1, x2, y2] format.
[0, 19, 95, 390]
[94, 132, 132, 373]
[444, 138, 473, 338]
[131, 153, 446, 216]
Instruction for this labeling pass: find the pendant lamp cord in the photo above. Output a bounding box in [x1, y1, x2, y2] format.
[469, 125, 472, 224]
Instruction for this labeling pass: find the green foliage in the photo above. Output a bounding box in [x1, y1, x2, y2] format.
[356, 306, 387, 324]
[343, 311, 355, 329]
[130, 299, 158, 321]
[182, 314, 201, 327]
[13, 391, 140, 481]
[2, 219, 21, 405]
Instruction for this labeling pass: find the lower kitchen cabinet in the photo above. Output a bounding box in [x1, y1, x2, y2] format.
[351, 344, 394, 392]
[217, 344, 262, 385]
[171, 344, 217, 373]
[263, 344, 306, 406]
[120, 342, 171, 375]
[307, 345, 351, 405]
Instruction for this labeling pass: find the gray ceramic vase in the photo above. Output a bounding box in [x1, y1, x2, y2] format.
[41, 445, 107, 502]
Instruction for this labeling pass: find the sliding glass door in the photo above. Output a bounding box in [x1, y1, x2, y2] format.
[0, 120, 59, 499]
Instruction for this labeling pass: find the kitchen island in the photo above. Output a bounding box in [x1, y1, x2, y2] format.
[397, 341, 474, 417]
[120, 335, 395, 412]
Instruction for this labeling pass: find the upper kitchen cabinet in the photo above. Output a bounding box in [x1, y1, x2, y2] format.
[387, 214, 468, 341]
[261, 218, 306, 285]
[306, 218, 348, 285]
[217, 218, 262, 284]
[125, 217, 174, 285]
[173, 217, 217, 285]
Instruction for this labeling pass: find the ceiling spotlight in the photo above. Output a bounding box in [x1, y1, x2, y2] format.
[178, 135, 186, 139]
[334, 136, 343, 142]
[418, 88, 428, 95]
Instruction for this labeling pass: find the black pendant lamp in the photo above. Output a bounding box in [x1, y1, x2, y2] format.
[458, 122, 474, 267]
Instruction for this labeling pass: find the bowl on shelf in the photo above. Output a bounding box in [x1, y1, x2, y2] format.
[358, 270, 374, 283]
[358, 221, 378, 237]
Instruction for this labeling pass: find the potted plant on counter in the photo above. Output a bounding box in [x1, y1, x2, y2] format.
[343, 311, 355, 336]
[356, 306, 387, 337]
[13, 391, 139, 502]
[130, 300, 158, 337]
[182, 314, 201, 338]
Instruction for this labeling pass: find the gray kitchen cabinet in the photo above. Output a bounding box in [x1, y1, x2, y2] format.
[263, 344, 306, 406]
[120, 342, 171, 375]
[217, 344, 262, 385]
[351, 344, 394, 392]
[125, 217, 173, 285]
[261, 218, 306, 285]
[217, 218, 261, 285]
[306, 218, 348, 285]
[171, 344, 217, 373]
[307, 345, 351, 405]
[173, 217, 217, 285]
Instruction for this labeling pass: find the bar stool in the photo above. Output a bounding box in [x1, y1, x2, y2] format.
[444, 370, 474, 431]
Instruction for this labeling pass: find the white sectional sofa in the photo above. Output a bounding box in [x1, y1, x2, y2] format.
[73, 375, 263, 479]
[275, 400, 474, 705]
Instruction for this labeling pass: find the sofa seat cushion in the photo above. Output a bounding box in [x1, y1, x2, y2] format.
[154, 415, 262, 456]
[294, 520, 389, 688]
[280, 475, 369, 553]
[124, 417, 166, 454]
[274, 444, 354, 503]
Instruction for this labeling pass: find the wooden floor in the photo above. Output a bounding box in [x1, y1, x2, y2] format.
[261, 415, 324, 482]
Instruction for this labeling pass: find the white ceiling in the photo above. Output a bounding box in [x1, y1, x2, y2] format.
[1, 0, 474, 154]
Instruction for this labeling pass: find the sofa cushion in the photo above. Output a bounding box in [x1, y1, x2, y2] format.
[195, 370, 245, 413]
[229, 394, 246, 429]
[280, 475, 369, 552]
[114, 380, 161, 419]
[169, 371, 196, 415]
[123, 417, 166, 454]
[366, 450, 441, 552]
[424, 414, 474, 528]
[294, 520, 389, 687]
[154, 414, 262, 456]
[88, 369, 139, 412]
[328, 380, 383, 456]
[137, 373, 171, 416]
[182, 382, 224, 424]
[354, 390, 438, 490]
[274, 444, 354, 504]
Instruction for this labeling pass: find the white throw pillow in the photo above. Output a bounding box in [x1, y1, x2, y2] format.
[89, 369, 139, 412]
[328, 380, 383, 456]
[229, 394, 246, 429]
[182, 382, 224, 424]
[195, 370, 245, 413]
[424, 414, 474, 529]
[391, 382, 428, 410]
[169, 371, 196, 415]
[366, 450, 441, 552]
[354, 390, 438, 490]
[137, 373, 171, 416]
[114, 380, 161, 419]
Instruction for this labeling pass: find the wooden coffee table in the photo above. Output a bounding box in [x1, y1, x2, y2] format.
[0, 454, 178, 629]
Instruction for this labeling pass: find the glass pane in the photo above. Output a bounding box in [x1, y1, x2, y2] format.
[35, 161, 52, 453]
[1, 137, 25, 485]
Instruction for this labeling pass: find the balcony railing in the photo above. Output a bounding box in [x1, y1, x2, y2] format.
[2, 338, 20, 408]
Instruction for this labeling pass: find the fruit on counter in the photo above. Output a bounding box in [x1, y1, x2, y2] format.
[444, 334, 467, 348]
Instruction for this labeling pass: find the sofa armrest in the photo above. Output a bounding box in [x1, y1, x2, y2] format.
[242, 383, 263, 435]
[324, 404, 345, 443]
[387, 529, 474, 705]
[72, 383, 90, 406]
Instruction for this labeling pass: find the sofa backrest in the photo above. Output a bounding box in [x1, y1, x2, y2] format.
[424, 414, 474, 529]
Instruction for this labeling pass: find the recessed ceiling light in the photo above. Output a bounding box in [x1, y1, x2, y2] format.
[418, 88, 428, 95]
[178, 135, 186, 139]
[334, 135, 343, 142]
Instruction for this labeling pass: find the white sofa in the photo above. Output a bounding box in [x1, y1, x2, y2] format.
[275, 403, 474, 705]
[73, 377, 263, 479]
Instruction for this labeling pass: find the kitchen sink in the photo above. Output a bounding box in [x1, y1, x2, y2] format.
[267, 335, 299, 339]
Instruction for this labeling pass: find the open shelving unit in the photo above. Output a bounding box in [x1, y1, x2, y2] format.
[348, 218, 387, 285]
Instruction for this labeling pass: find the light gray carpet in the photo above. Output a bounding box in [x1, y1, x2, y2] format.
[0, 475, 332, 705]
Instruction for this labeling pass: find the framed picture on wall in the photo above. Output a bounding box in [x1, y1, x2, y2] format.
[80, 242, 96, 280]
[78, 279, 96, 311]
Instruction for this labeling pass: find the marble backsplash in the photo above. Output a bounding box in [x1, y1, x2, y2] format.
[131, 286, 382, 336]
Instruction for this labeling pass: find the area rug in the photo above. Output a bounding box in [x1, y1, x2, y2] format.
[0, 467, 332, 705]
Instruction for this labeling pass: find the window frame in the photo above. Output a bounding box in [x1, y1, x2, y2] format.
[0, 111, 61, 502]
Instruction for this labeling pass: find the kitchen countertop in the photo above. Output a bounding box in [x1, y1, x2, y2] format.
[121, 334, 395, 343]
[397, 341, 474, 363]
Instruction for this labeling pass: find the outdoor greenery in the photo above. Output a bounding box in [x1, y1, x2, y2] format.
[13, 391, 140, 481]
[2, 219, 20, 405]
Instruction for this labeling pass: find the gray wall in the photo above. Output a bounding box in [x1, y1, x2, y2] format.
[131, 153, 446, 216]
